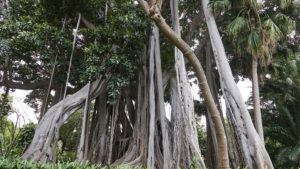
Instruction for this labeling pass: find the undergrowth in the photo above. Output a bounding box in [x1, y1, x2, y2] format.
[0, 157, 147, 169]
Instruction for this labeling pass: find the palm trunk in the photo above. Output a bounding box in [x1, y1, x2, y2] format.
[252, 57, 264, 142]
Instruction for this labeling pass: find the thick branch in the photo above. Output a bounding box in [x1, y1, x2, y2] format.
[76, 12, 96, 30]
[0, 80, 50, 90]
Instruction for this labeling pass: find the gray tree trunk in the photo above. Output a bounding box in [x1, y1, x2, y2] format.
[77, 81, 91, 161]
[21, 78, 109, 162]
[252, 57, 264, 143]
[147, 29, 156, 169]
[170, 0, 206, 168]
[153, 26, 171, 169]
[108, 99, 120, 163]
[202, 0, 273, 168]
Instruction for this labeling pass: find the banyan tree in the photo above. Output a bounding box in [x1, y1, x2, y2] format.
[0, 0, 279, 168]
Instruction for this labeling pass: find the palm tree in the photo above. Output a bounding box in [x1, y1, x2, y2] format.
[225, 0, 295, 142]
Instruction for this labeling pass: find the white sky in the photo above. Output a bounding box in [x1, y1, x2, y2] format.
[0, 88, 38, 127]
[190, 77, 252, 125]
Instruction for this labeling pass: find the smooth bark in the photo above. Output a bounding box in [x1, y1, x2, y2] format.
[147, 30, 156, 169]
[153, 26, 171, 169]
[77, 81, 91, 161]
[252, 57, 264, 142]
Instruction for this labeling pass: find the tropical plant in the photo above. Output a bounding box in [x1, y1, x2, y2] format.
[262, 57, 300, 168]
[0, 156, 149, 169]
[223, 0, 295, 142]
[14, 122, 36, 155]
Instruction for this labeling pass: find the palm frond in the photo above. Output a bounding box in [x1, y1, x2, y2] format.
[247, 30, 261, 55]
[262, 19, 282, 42]
[227, 16, 249, 40]
[208, 0, 231, 15]
[247, 0, 259, 10]
[288, 143, 300, 162]
[277, 103, 297, 136]
[274, 12, 296, 34]
[280, 0, 292, 9]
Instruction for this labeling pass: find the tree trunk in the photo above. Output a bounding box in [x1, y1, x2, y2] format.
[204, 42, 219, 169]
[252, 57, 264, 143]
[170, 0, 206, 168]
[137, 1, 229, 168]
[153, 26, 171, 169]
[202, 0, 273, 168]
[147, 29, 156, 169]
[39, 89, 48, 121]
[108, 98, 120, 163]
[112, 46, 148, 167]
[77, 81, 91, 161]
[21, 78, 109, 162]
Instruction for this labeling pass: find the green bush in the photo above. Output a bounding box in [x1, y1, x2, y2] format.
[13, 123, 36, 155]
[0, 157, 147, 169]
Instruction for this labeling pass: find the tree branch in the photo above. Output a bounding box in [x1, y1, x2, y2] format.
[76, 12, 96, 30]
[184, 12, 204, 46]
[0, 80, 50, 90]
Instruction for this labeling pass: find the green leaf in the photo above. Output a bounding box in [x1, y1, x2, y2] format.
[262, 19, 282, 41]
[247, 30, 261, 53]
[227, 16, 249, 40]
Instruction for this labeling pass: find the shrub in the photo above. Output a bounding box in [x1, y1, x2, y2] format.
[0, 157, 147, 169]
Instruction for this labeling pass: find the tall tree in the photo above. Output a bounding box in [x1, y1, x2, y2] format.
[224, 0, 295, 142]
[137, 0, 229, 168]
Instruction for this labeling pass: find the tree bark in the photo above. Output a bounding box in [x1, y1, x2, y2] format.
[202, 0, 273, 168]
[147, 29, 156, 169]
[153, 26, 171, 169]
[204, 42, 219, 169]
[170, 0, 206, 168]
[21, 78, 109, 162]
[137, 1, 229, 168]
[77, 81, 91, 161]
[252, 57, 264, 142]
[108, 98, 120, 163]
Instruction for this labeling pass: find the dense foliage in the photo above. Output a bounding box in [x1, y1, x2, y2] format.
[0, 0, 299, 168]
[262, 57, 300, 168]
